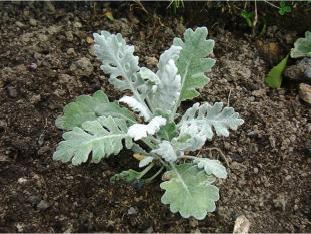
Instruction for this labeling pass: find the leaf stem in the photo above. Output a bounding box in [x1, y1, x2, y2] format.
[137, 163, 154, 180]
[145, 166, 164, 183]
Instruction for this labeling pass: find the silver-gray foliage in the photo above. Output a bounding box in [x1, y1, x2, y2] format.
[53, 27, 244, 220]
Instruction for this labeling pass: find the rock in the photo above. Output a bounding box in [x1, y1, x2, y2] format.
[65, 31, 74, 41]
[47, 25, 61, 35]
[189, 217, 199, 227]
[38, 34, 48, 42]
[143, 227, 154, 233]
[66, 48, 75, 55]
[70, 57, 94, 76]
[27, 63, 37, 70]
[233, 215, 250, 234]
[37, 200, 49, 210]
[86, 36, 94, 44]
[273, 193, 286, 211]
[73, 21, 82, 28]
[299, 83, 311, 104]
[17, 177, 27, 184]
[29, 18, 37, 26]
[7, 86, 17, 98]
[15, 21, 25, 28]
[284, 58, 311, 83]
[30, 94, 41, 104]
[145, 56, 158, 67]
[127, 206, 138, 215]
[27, 195, 40, 206]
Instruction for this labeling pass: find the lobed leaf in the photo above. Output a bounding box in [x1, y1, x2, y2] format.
[127, 116, 167, 141]
[56, 90, 136, 130]
[53, 116, 133, 165]
[93, 31, 142, 92]
[173, 27, 216, 101]
[152, 140, 178, 162]
[177, 102, 244, 151]
[110, 169, 141, 183]
[291, 31, 311, 58]
[193, 158, 227, 179]
[160, 163, 219, 220]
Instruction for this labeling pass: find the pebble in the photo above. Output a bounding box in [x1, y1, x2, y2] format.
[145, 56, 158, 66]
[17, 177, 27, 184]
[7, 86, 17, 98]
[37, 200, 50, 210]
[299, 83, 311, 104]
[73, 21, 82, 28]
[189, 217, 199, 227]
[127, 206, 138, 215]
[253, 167, 259, 174]
[30, 94, 41, 104]
[15, 21, 25, 27]
[273, 194, 286, 211]
[70, 57, 94, 76]
[66, 48, 75, 55]
[38, 34, 48, 42]
[65, 31, 74, 41]
[28, 195, 41, 206]
[233, 215, 250, 234]
[29, 18, 37, 26]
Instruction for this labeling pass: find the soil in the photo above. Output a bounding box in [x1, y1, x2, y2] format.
[0, 2, 310, 233]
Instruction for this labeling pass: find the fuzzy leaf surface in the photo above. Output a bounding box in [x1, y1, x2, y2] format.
[173, 27, 215, 101]
[127, 116, 167, 141]
[193, 158, 227, 179]
[110, 169, 140, 183]
[160, 163, 219, 220]
[291, 31, 311, 58]
[139, 59, 181, 114]
[152, 140, 178, 162]
[56, 90, 136, 130]
[53, 116, 132, 165]
[177, 102, 244, 151]
[93, 31, 142, 92]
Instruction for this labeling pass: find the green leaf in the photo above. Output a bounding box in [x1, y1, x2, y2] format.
[173, 27, 215, 101]
[56, 90, 136, 130]
[158, 122, 178, 141]
[160, 163, 219, 220]
[278, 1, 291, 15]
[53, 116, 133, 165]
[240, 10, 254, 28]
[291, 31, 311, 58]
[110, 169, 141, 183]
[265, 54, 289, 88]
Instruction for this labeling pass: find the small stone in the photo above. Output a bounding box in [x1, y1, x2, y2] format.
[16, 223, 24, 232]
[18, 177, 27, 184]
[299, 83, 311, 104]
[65, 31, 74, 41]
[86, 36, 94, 44]
[37, 200, 49, 210]
[273, 193, 286, 211]
[30, 94, 41, 104]
[27, 195, 40, 206]
[47, 25, 61, 35]
[285, 175, 291, 181]
[73, 21, 82, 28]
[7, 86, 17, 98]
[38, 34, 48, 42]
[29, 18, 37, 26]
[67, 48, 75, 55]
[233, 215, 250, 234]
[145, 56, 158, 66]
[15, 21, 25, 27]
[127, 206, 138, 215]
[253, 167, 259, 174]
[189, 217, 199, 227]
[27, 63, 37, 70]
[70, 57, 94, 77]
[143, 227, 154, 233]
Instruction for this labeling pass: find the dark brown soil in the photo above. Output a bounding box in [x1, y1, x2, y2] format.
[0, 2, 310, 233]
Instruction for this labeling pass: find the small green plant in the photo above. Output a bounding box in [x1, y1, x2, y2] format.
[53, 27, 244, 220]
[265, 31, 311, 88]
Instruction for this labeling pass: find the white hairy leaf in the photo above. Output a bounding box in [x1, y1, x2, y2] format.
[53, 116, 132, 165]
[177, 102, 244, 151]
[139, 46, 182, 114]
[193, 158, 227, 179]
[139, 156, 154, 168]
[119, 95, 152, 121]
[152, 140, 178, 162]
[127, 116, 167, 141]
[93, 31, 142, 92]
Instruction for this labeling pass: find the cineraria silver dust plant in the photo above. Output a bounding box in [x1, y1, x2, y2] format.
[53, 27, 244, 220]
